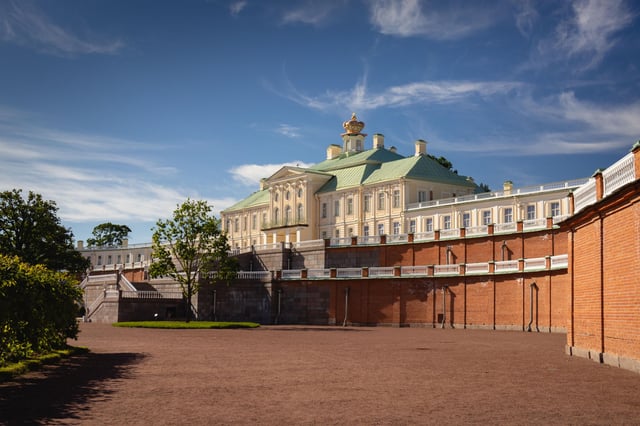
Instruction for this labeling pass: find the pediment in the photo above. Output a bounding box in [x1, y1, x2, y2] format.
[264, 166, 333, 185]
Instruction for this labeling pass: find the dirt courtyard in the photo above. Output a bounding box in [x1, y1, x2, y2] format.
[1, 324, 639, 425]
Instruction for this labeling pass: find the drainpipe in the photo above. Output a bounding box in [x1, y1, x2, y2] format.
[342, 287, 350, 327]
[441, 286, 447, 328]
[501, 240, 507, 261]
[275, 288, 282, 325]
[527, 282, 537, 332]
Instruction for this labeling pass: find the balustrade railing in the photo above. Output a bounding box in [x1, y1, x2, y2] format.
[387, 234, 409, 244]
[465, 262, 489, 274]
[292, 239, 324, 249]
[307, 269, 330, 278]
[440, 229, 460, 239]
[524, 257, 546, 271]
[369, 267, 394, 277]
[465, 226, 488, 237]
[336, 268, 362, 278]
[550, 254, 568, 268]
[413, 231, 435, 242]
[523, 219, 546, 230]
[603, 152, 635, 197]
[495, 222, 517, 233]
[281, 270, 302, 279]
[573, 178, 597, 213]
[434, 264, 460, 275]
[401, 265, 429, 276]
[331, 237, 352, 247]
[358, 236, 381, 245]
[495, 260, 519, 272]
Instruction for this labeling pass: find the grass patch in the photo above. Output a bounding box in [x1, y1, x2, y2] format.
[0, 346, 89, 382]
[113, 321, 260, 329]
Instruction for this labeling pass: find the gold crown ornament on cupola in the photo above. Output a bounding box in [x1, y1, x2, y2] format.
[341, 113, 367, 154]
[342, 112, 367, 136]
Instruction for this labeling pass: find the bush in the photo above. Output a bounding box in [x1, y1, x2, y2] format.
[0, 255, 82, 366]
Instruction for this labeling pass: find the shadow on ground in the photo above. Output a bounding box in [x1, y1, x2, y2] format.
[0, 352, 145, 424]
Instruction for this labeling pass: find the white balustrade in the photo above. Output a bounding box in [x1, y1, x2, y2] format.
[413, 232, 434, 242]
[434, 264, 460, 275]
[495, 223, 517, 234]
[387, 234, 409, 244]
[465, 262, 489, 274]
[440, 229, 460, 239]
[524, 257, 546, 271]
[281, 270, 302, 279]
[330, 237, 352, 247]
[307, 269, 331, 278]
[465, 226, 488, 236]
[495, 260, 519, 272]
[336, 268, 362, 278]
[369, 267, 394, 277]
[358, 236, 381, 245]
[550, 254, 568, 268]
[603, 153, 635, 197]
[401, 265, 429, 276]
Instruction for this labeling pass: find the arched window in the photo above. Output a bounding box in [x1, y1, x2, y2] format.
[297, 203, 303, 221]
[274, 208, 280, 223]
[285, 206, 291, 224]
[285, 191, 290, 201]
[297, 188, 303, 198]
[274, 192, 279, 202]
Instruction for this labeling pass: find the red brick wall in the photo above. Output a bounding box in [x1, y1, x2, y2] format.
[567, 181, 640, 365]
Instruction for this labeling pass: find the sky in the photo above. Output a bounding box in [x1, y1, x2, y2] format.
[1, 0, 639, 244]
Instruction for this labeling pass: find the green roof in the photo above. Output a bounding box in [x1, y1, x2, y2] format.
[317, 154, 478, 193]
[223, 189, 269, 212]
[310, 147, 404, 172]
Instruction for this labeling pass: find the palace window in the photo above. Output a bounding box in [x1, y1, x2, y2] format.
[443, 215, 451, 230]
[117, 255, 121, 264]
[262, 212, 267, 226]
[285, 190, 290, 201]
[409, 220, 416, 233]
[418, 190, 427, 203]
[463, 212, 471, 228]
[107, 255, 112, 265]
[274, 192, 279, 202]
[274, 208, 280, 223]
[334, 200, 340, 217]
[347, 197, 353, 215]
[297, 188, 303, 198]
[97, 256, 102, 265]
[425, 217, 433, 232]
[243, 216, 247, 231]
[137, 254, 142, 262]
[234, 218, 239, 232]
[335, 229, 340, 238]
[377, 223, 385, 235]
[126, 254, 131, 263]
[377, 192, 385, 210]
[322, 231, 327, 239]
[482, 210, 492, 225]
[364, 194, 371, 213]
[364, 225, 370, 236]
[285, 206, 291, 223]
[321, 203, 327, 218]
[393, 222, 400, 235]
[297, 203, 303, 221]
[252, 214, 257, 230]
[504, 207, 513, 223]
[526, 205, 536, 220]
[393, 190, 400, 208]
[550, 202, 560, 217]
[348, 227, 354, 236]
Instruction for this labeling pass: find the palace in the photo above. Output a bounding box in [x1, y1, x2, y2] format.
[221, 113, 579, 250]
[77, 114, 640, 375]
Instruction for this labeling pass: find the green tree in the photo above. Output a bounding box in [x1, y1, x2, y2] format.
[149, 199, 237, 322]
[86, 222, 132, 247]
[429, 154, 458, 174]
[0, 189, 89, 273]
[0, 254, 82, 365]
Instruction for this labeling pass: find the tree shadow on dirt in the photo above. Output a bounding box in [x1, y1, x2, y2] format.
[0, 351, 145, 424]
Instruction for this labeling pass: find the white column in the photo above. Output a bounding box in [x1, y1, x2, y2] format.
[296, 228, 301, 242]
[272, 232, 277, 244]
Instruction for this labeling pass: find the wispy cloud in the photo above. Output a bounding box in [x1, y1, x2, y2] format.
[529, 0, 634, 71]
[0, 0, 123, 56]
[281, 74, 522, 112]
[0, 111, 193, 224]
[276, 124, 301, 138]
[281, 1, 346, 26]
[368, 0, 499, 39]
[229, 1, 248, 17]
[513, 0, 539, 37]
[229, 162, 314, 186]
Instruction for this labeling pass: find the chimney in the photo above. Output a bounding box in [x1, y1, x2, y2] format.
[503, 180, 513, 194]
[327, 144, 342, 159]
[414, 139, 427, 156]
[259, 178, 266, 190]
[389, 146, 397, 154]
[373, 133, 384, 149]
[77, 240, 84, 250]
[122, 238, 128, 248]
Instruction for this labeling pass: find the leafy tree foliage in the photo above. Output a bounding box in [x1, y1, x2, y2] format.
[86, 222, 132, 247]
[0, 254, 82, 365]
[0, 190, 89, 273]
[429, 154, 458, 174]
[149, 199, 237, 322]
[478, 182, 491, 192]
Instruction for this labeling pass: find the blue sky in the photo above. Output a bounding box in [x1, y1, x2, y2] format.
[1, 0, 639, 244]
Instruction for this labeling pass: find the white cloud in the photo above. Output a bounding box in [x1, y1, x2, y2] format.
[513, 0, 539, 37]
[368, 0, 498, 39]
[229, 162, 314, 186]
[229, 1, 248, 17]
[281, 1, 346, 26]
[532, 0, 634, 71]
[276, 124, 301, 138]
[282, 75, 522, 112]
[0, 0, 123, 56]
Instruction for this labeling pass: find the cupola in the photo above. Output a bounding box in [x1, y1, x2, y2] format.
[341, 113, 367, 154]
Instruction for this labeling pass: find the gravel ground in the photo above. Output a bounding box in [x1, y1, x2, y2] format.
[1, 323, 639, 425]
